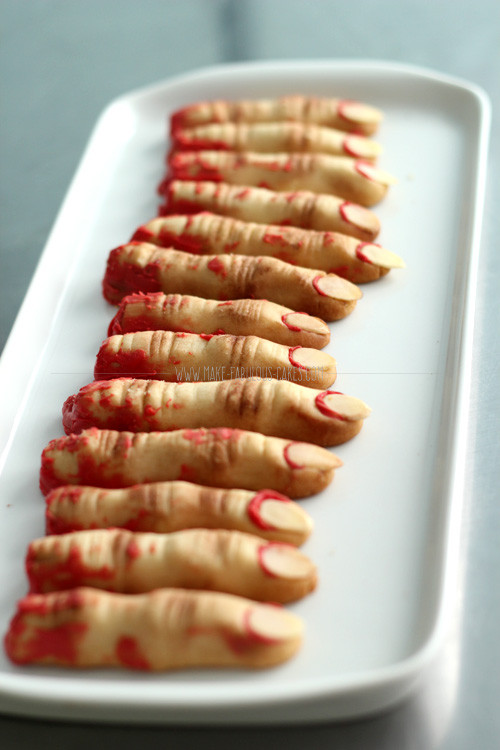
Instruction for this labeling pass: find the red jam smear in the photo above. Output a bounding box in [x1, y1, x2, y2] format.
[26, 541, 116, 594]
[94, 346, 152, 381]
[169, 153, 224, 182]
[102, 246, 163, 304]
[130, 226, 155, 243]
[40, 430, 138, 495]
[207, 256, 228, 278]
[247, 490, 291, 530]
[173, 132, 230, 151]
[5, 616, 88, 665]
[315, 390, 347, 421]
[115, 635, 150, 670]
[262, 232, 288, 247]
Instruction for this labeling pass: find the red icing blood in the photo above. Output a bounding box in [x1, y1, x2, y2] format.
[288, 346, 307, 370]
[173, 132, 230, 151]
[160, 197, 203, 215]
[315, 390, 347, 421]
[169, 153, 224, 182]
[115, 635, 150, 670]
[234, 188, 251, 200]
[206, 256, 228, 277]
[217, 301, 233, 306]
[257, 542, 296, 578]
[94, 346, 152, 380]
[223, 241, 239, 253]
[262, 232, 288, 247]
[182, 427, 235, 445]
[26, 542, 116, 594]
[130, 226, 155, 243]
[179, 463, 197, 482]
[159, 228, 205, 254]
[247, 490, 291, 530]
[283, 442, 304, 470]
[199, 333, 215, 340]
[45, 512, 85, 535]
[5, 615, 88, 665]
[126, 539, 142, 560]
[102, 247, 163, 304]
[182, 429, 208, 445]
[329, 264, 350, 279]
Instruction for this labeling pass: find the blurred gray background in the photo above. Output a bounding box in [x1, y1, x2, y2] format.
[1, 1, 499, 748]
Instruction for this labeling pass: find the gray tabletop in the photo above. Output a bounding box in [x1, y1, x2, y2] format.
[1, 1, 499, 747]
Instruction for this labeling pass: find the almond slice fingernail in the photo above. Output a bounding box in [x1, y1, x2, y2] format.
[288, 346, 336, 376]
[256, 498, 313, 540]
[282, 312, 330, 336]
[313, 274, 362, 301]
[284, 441, 342, 471]
[246, 604, 303, 643]
[356, 162, 397, 186]
[338, 100, 383, 126]
[339, 202, 380, 236]
[315, 391, 371, 421]
[343, 135, 383, 160]
[258, 542, 316, 580]
[356, 242, 405, 269]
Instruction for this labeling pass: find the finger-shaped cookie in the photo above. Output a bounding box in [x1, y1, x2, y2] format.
[160, 180, 381, 242]
[39, 427, 342, 498]
[26, 527, 317, 603]
[172, 122, 382, 160]
[63, 378, 370, 446]
[93, 331, 336, 390]
[45, 482, 313, 546]
[102, 243, 362, 321]
[167, 151, 396, 206]
[170, 96, 383, 136]
[5, 587, 303, 670]
[108, 292, 331, 350]
[133, 213, 403, 282]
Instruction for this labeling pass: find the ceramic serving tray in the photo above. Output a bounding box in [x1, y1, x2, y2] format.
[0, 60, 490, 724]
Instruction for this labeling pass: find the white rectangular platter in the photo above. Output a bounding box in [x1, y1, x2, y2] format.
[0, 60, 490, 724]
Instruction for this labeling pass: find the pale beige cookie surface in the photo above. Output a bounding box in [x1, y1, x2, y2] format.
[107, 292, 331, 349]
[168, 151, 395, 206]
[102, 243, 362, 320]
[26, 527, 317, 603]
[132, 213, 403, 282]
[170, 96, 383, 135]
[172, 121, 382, 160]
[45, 482, 313, 546]
[161, 180, 381, 241]
[5, 587, 303, 670]
[40, 427, 342, 498]
[93, 331, 336, 389]
[63, 378, 370, 446]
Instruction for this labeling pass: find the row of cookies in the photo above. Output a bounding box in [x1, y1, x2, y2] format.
[5, 94, 395, 671]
